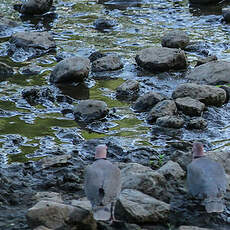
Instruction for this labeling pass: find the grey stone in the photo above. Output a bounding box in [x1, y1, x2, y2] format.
[147, 100, 177, 123]
[189, 0, 221, 4]
[117, 189, 170, 223]
[40, 155, 71, 169]
[161, 30, 189, 49]
[186, 61, 230, 85]
[186, 117, 207, 130]
[74, 99, 109, 123]
[172, 83, 226, 107]
[156, 115, 184, 129]
[178, 226, 212, 230]
[33, 192, 63, 203]
[116, 80, 139, 101]
[132, 91, 165, 112]
[195, 55, 217, 67]
[50, 56, 90, 83]
[92, 54, 123, 72]
[222, 8, 230, 23]
[175, 97, 205, 116]
[135, 47, 188, 72]
[0, 62, 14, 81]
[94, 18, 117, 30]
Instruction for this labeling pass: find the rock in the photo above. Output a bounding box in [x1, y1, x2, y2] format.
[92, 54, 123, 72]
[94, 18, 117, 30]
[0, 62, 14, 81]
[147, 100, 177, 123]
[170, 150, 192, 171]
[40, 155, 71, 169]
[33, 192, 63, 203]
[72, 199, 91, 211]
[157, 160, 185, 179]
[151, 125, 182, 138]
[121, 163, 167, 199]
[135, 47, 188, 72]
[89, 51, 106, 62]
[116, 80, 139, 101]
[97, 222, 141, 230]
[50, 56, 90, 83]
[222, 8, 230, 23]
[74, 99, 109, 123]
[14, 0, 53, 15]
[178, 226, 212, 230]
[186, 117, 207, 130]
[0, 18, 19, 38]
[220, 85, 230, 104]
[132, 92, 166, 112]
[195, 55, 217, 67]
[189, 0, 221, 4]
[27, 200, 97, 229]
[156, 115, 184, 129]
[172, 83, 226, 107]
[186, 61, 230, 85]
[19, 64, 43, 75]
[161, 30, 189, 49]
[34, 226, 52, 230]
[117, 189, 170, 223]
[175, 97, 205, 116]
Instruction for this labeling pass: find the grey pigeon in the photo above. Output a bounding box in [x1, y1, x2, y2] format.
[187, 142, 227, 213]
[84, 144, 121, 221]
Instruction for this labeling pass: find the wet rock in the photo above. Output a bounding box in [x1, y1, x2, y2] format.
[92, 54, 123, 72]
[195, 55, 217, 67]
[186, 61, 230, 85]
[132, 91, 166, 112]
[27, 200, 96, 229]
[0, 62, 14, 81]
[175, 97, 205, 116]
[184, 41, 210, 56]
[97, 221, 141, 230]
[222, 8, 230, 23]
[170, 150, 192, 171]
[94, 18, 117, 30]
[116, 189, 170, 223]
[178, 226, 212, 230]
[189, 0, 221, 4]
[151, 124, 182, 138]
[19, 64, 43, 75]
[220, 85, 230, 104]
[156, 115, 184, 129]
[71, 199, 91, 211]
[172, 83, 226, 107]
[0, 18, 19, 38]
[34, 226, 52, 230]
[161, 30, 189, 49]
[40, 155, 71, 169]
[74, 99, 109, 123]
[50, 56, 90, 83]
[135, 47, 188, 72]
[116, 80, 139, 101]
[186, 117, 207, 130]
[89, 51, 106, 62]
[34, 192, 63, 203]
[14, 0, 53, 15]
[147, 100, 177, 123]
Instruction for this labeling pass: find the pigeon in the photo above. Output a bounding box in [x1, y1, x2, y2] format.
[84, 144, 121, 221]
[187, 142, 227, 213]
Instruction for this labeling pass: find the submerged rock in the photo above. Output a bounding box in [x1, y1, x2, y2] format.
[116, 80, 139, 101]
[50, 56, 90, 83]
[161, 30, 190, 49]
[172, 83, 226, 107]
[74, 100, 109, 123]
[0, 62, 14, 81]
[186, 61, 230, 85]
[222, 8, 230, 23]
[135, 47, 188, 72]
[94, 18, 117, 30]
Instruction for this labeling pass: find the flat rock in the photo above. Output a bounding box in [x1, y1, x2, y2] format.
[117, 189, 170, 223]
[172, 83, 226, 107]
[74, 99, 109, 123]
[147, 100, 177, 123]
[186, 61, 230, 85]
[92, 54, 123, 72]
[116, 80, 139, 101]
[132, 91, 166, 112]
[161, 30, 189, 49]
[175, 97, 205, 116]
[40, 154, 71, 168]
[135, 47, 188, 72]
[156, 115, 184, 129]
[50, 56, 90, 83]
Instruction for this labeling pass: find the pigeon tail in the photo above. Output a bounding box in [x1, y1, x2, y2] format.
[92, 204, 111, 221]
[204, 197, 225, 213]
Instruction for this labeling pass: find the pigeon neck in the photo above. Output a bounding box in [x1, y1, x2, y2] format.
[193, 155, 205, 159]
[95, 158, 107, 161]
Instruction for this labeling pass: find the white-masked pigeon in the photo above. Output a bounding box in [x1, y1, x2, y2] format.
[187, 142, 227, 213]
[84, 144, 121, 221]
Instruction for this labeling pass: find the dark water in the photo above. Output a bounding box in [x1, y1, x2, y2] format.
[0, 0, 230, 164]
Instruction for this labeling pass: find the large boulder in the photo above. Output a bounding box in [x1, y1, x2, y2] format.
[147, 100, 177, 123]
[132, 92, 166, 112]
[172, 83, 226, 107]
[73, 99, 109, 123]
[186, 61, 230, 85]
[135, 47, 188, 72]
[161, 30, 189, 49]
[117, 189, 170, 223]
[50, 56, 90, 83]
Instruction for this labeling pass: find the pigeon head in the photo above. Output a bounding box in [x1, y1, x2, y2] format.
[95, 144, 107, 159]
[192, 142, 204, 159]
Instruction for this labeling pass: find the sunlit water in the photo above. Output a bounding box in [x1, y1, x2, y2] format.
[0, 0, 230, 164]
